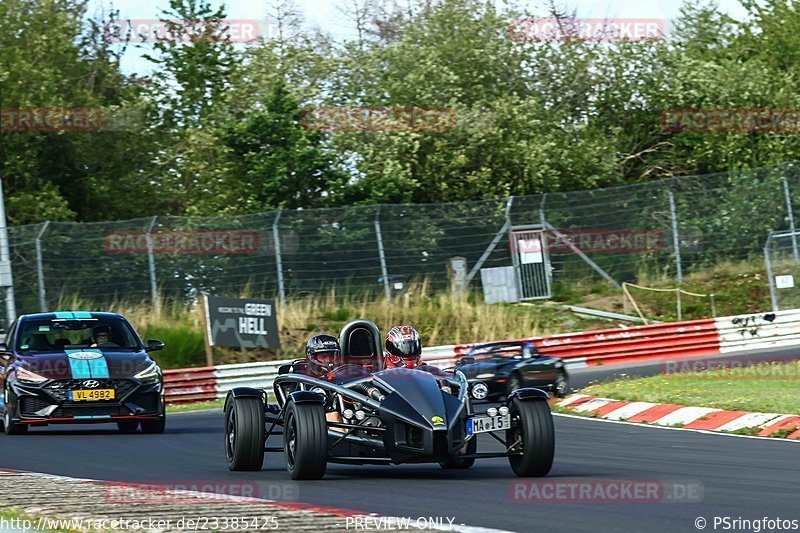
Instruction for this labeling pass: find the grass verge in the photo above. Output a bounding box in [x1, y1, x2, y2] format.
[581, 361, 800, 414]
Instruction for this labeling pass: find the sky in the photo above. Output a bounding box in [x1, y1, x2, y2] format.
[89, 0, 750, 74]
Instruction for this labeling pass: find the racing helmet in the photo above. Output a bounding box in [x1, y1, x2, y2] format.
[305, 334, 340, 378]
[385, 326, 422, 368]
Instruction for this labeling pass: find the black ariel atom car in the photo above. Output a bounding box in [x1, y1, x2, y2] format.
[454, 341, 569, 401]
[0, 311, 166, 434]
[224, 319, 555, 479]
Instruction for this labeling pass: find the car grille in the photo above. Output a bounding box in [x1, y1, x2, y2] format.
[43, 379, 138, 402]
[20, 397, 52, 416]
[51, 405, 132, 418]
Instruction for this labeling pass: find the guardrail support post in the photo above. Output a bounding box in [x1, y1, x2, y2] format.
[273, 209, 286, 313]
[374, 206, 391, 300]
[781, 176, 799, 260]
[35, 220, 50, 311]
[668, 182, 683, 284]
[146, 216, 159, 311]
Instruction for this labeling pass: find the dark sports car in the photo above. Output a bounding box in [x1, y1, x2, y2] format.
[0, 311, 166, 434]
[455, 341, 568, 401]
[224, 319, 555, 479]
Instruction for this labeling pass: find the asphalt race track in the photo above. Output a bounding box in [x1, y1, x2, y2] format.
[2, 349, 799, 533]
[0, 408, 797, 533]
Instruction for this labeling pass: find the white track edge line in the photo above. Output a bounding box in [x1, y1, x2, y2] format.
[554, 413, 800, 443]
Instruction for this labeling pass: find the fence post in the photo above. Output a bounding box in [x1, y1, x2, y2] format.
[539, 193, 553, 298]
[146, 216, 159, 310]
[668, 180, 683, 284]
[764, 233, 778, 312]
[273, 209, 286, 313]
[0, 176, 16, 324]
[781, 176, 799, 259]
[374, 206, 391, 300]
[35, 221, 50, 311]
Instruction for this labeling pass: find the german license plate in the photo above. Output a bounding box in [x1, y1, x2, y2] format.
[69, 389, 115, 401]
[467, 414, 511, 436]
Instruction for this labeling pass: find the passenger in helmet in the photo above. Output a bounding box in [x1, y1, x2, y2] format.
[304, 334, 340, 379]
[384, 326, 423, 369]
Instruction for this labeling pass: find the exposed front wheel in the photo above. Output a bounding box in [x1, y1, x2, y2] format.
[440, 435, 477, 469]
[284, 401, 327, 480]
[225, 396, 265, 471]
[507, 399, 554, 477]
[140, 417, 166, 434]
[117, 420, 139, 433]
[553, 371, 569, 398]
[3, 389, 27, 435]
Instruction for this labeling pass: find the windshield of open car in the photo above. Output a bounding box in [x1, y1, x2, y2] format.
[16, 317, 141, 353]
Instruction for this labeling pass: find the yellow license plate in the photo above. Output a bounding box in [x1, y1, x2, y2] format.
[70, 389, 115, 401]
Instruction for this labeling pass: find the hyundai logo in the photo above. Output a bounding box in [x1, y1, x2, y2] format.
[82, 380, 101, 388]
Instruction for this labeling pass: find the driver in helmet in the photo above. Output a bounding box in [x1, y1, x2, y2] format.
[384, 326, 423, 369]
[303, 334, 340, 379]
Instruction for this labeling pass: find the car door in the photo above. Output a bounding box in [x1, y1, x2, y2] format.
[519, 344, 557, 387]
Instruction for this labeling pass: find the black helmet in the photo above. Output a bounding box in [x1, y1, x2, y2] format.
[93, 325, 112, 337]
[305, 334, 340, 378]
[385, 326, 422, 367]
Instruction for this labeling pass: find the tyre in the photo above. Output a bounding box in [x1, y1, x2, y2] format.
[506, 373, 522, 398]
[225, 396, 265, 471]
[117, 420, 139, 433]
[507, 399, 554, 477]
[141, 416, 166, 434]
[553, 371, 569, 398]
[284, 401, 327, 480]
[440, 435, 477, 469]
[3, 389, 27, 435]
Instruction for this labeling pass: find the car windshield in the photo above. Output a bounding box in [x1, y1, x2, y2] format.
[16, 317, 141, 353]
[468, 344, 526, 361]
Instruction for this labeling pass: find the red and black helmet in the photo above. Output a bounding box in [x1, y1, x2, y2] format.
[385, 326, 422, 368]
[305, 334, 340, 378]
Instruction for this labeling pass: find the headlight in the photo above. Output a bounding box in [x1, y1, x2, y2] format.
[471, 382, 489, 400]
[476, 373, 495, 379]
[17, 367, 48, 384]
[134, 362, 160, 380]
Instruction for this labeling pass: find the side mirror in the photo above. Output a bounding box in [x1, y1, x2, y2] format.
[459, 356, 476, 366]
[145, 339, 165, 352]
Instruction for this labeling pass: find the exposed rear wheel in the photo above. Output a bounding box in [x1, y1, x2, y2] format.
[507, 399, 554, 477]
[117, 420, 139, 433]
[284, 401, 327, 480]
[225, 396, 264, 471]
[440, 435, 477, 469]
